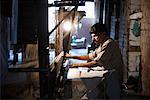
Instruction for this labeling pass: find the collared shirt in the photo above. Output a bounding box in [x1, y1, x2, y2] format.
[88, 38, 123, 80]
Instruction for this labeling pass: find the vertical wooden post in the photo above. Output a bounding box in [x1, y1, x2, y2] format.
[0, 15, 9, 85]
[141, 0, 150, 96]
[55, 7, 64, 56]
[36, 0, 50, 98]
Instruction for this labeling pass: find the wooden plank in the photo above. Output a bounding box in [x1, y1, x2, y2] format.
[128, 46, 140, 52]
[141, 0, 150, 96]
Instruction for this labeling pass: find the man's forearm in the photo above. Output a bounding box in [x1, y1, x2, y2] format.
[68, 55, 89, 60]
[71, 61, 96, 67]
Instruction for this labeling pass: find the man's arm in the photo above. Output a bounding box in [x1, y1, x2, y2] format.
[70, 61, 96, 68]
[65, 53, 90, 60]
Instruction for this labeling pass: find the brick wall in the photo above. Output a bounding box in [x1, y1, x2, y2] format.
[128, 0, 141, 75]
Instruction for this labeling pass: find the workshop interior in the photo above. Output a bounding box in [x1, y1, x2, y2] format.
[1, 0, 150, 99]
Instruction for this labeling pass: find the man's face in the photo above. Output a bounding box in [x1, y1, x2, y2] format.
[92, 32, 105, 44]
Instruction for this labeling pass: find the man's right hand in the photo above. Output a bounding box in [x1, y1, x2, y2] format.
[65, 53, 71, 58]
[69, 63, 79, 68]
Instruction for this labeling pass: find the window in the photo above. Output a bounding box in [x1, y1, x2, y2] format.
[78, 2, 95, 18]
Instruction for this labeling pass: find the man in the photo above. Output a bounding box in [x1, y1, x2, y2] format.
[88, 32, 98, 53]
[66, 23, 124, 99]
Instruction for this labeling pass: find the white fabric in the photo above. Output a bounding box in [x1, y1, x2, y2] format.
[67, 67, 108, 79]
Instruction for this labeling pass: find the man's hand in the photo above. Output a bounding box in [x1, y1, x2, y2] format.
[65, 53, 71, 58]
[69, 63, 79, 68]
